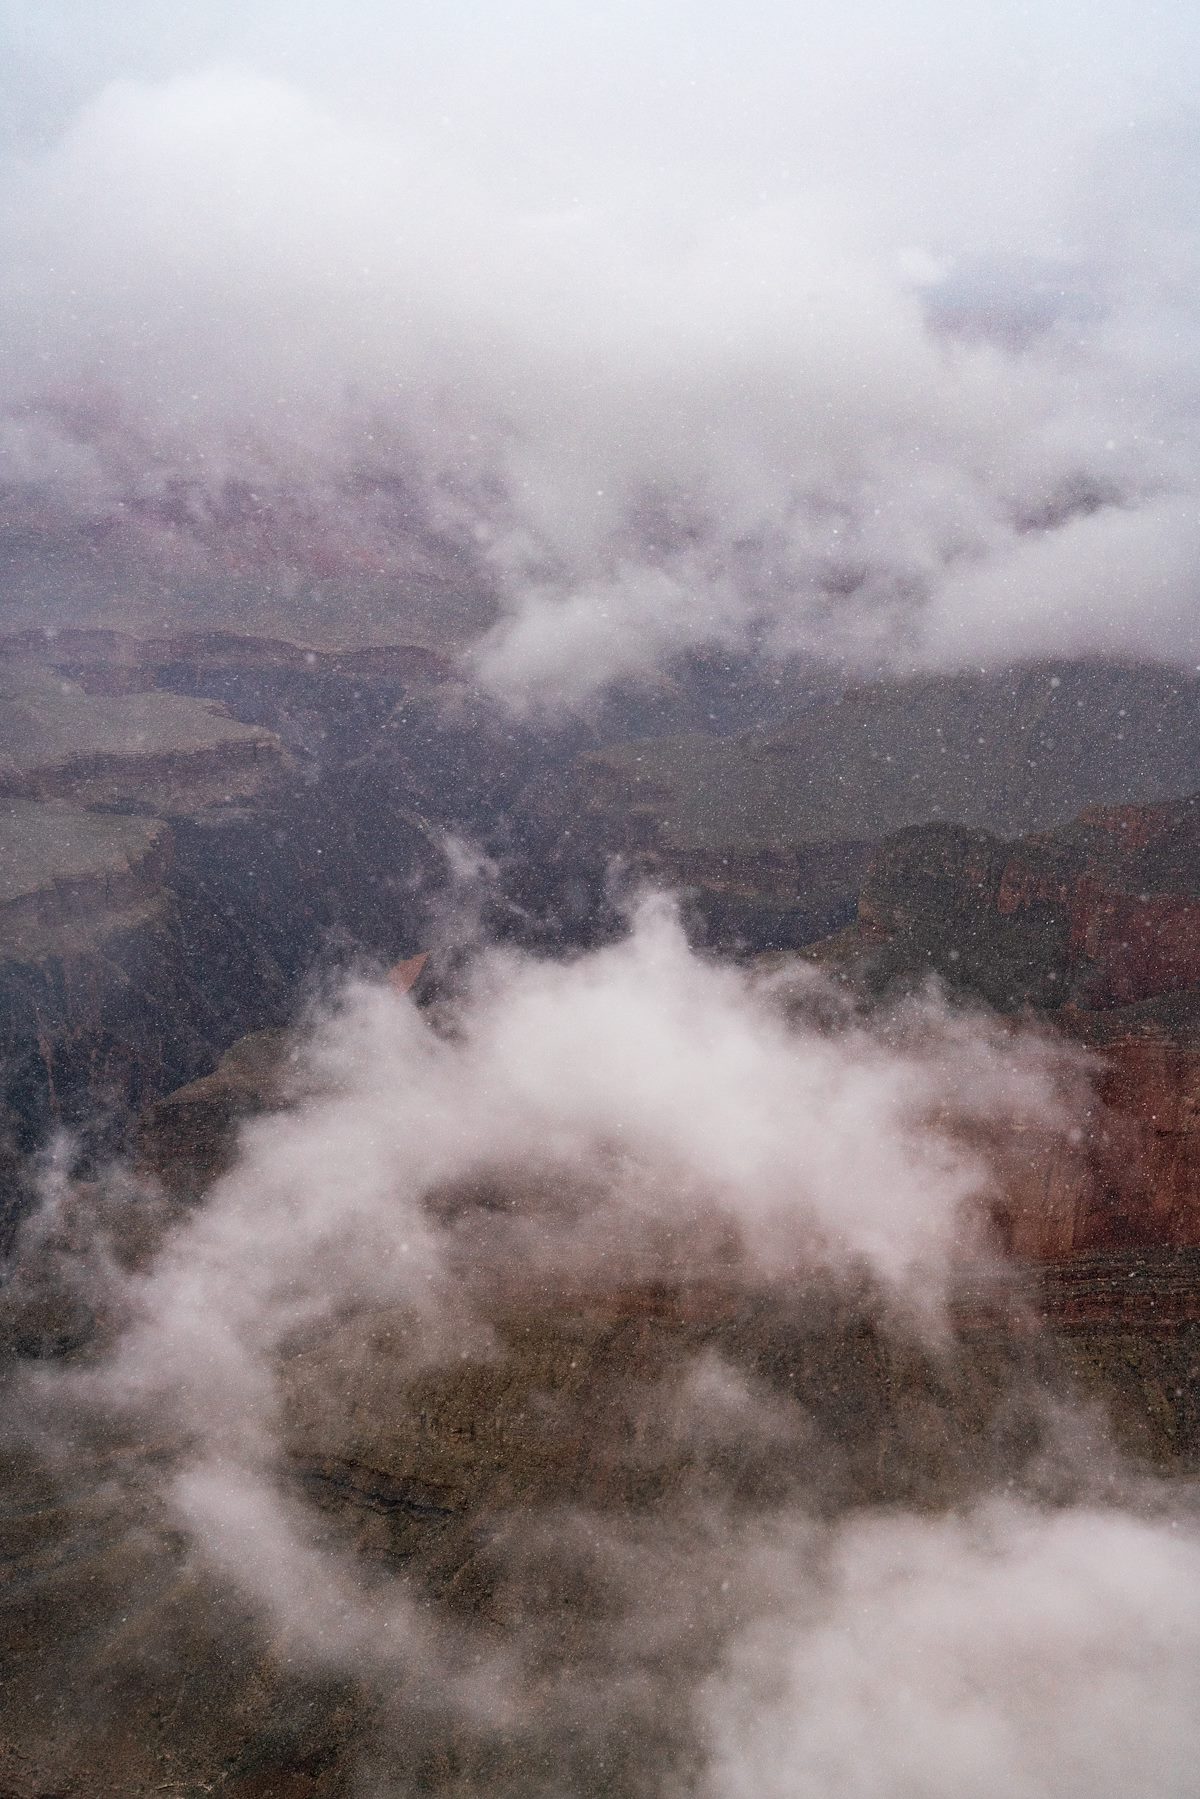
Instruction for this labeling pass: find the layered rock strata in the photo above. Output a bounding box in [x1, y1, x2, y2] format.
[0, 641, 446, 1159]
[803, 793, 1200, 1457]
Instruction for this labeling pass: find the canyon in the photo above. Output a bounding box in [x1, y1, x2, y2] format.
[821, 793, 1200, 1262]
[3, 640, 1200, 1796]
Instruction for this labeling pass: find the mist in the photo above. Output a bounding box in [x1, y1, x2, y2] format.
[6, 897, 1199, 1793]
[2, 1, 1199, 701]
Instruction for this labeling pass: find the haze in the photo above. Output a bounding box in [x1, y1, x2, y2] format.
[2, 0, 1198, 701]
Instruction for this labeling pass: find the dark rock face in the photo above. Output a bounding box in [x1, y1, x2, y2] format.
[813, 791, 1200, 1280]
[0, 641, 454, 1161]
[845, 794, 1200, 1013]
[622, 840, 871, 954]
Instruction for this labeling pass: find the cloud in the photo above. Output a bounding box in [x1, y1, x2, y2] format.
[43, 901, 1067, 1653]
[0, 2, 1197, 692]
[700, 1501, 1200, 1799]
[7, 894, 1199, 1790]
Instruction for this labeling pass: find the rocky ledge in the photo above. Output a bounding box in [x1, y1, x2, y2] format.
[0, 659, 287, 816]
[0, 636, 445, 1166]
[803, 792, 1200, 1419]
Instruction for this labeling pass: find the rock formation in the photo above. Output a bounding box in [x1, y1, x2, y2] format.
[0, 640, 448, 1164]
[566, 660, 1200, 951]
[795, 792, 1200, 1466]
[5, 648, 1200, 1795]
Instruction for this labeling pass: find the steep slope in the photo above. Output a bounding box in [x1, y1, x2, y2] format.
[582, 661, 1200, 852]
[809, 792, 1200, 1280]
[558, 660, 1200, 951]
[0, 645, 447, 1155]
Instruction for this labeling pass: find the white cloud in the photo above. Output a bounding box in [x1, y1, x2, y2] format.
[702, 1502, 1200, 1799]
[70, 900, 1071, 1663]
[11, 896, 1198, 1790]
[0, 4, 1197, 690]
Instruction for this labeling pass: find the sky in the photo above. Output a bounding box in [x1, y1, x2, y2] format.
[1, 0, 1199, 699]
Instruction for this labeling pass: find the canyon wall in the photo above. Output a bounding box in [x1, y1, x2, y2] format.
[0, 642, 450, 1166]
[822, 793, 1200, 1274]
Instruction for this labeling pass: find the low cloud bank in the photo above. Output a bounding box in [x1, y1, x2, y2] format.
[97, 895, 1068, 1454]
[1, 3, 1199, 697]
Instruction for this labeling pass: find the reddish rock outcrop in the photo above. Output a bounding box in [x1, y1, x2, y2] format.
[824, 794, 1200, 1274]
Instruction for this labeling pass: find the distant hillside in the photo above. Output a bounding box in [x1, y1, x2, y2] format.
[814, 792, 1200, 1014]
[579, 661, 1200, 854]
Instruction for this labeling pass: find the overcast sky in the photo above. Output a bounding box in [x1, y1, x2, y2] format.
[1, 0, 1198, 696]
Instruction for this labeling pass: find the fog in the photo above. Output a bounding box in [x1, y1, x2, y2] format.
[700, 1502, 1200, 1799]
[2, 1, 1198, 700]
[7, 898, 1199, 1793]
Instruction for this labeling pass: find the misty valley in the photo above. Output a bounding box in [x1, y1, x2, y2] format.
[1, 637, 1200, 1796]
[4, 1, 1200, 1792]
